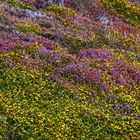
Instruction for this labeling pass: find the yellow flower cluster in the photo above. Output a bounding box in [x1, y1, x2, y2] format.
[45, 5, 77, 17]
[16, 23, 43, 35]
[100, 0, 140, 28]
[7, 0, 35, 10]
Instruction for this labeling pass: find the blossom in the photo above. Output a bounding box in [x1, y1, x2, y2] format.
[78, 48, 114, 60]
[38, 46, 51, 56]
[65, 63, 78, 70]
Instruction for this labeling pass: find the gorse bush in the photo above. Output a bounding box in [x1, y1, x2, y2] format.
[7, 0, 35, 10]
[45, 5, 77, 17]
[16, 23, 43, 35]
[1, 67, 139, 139]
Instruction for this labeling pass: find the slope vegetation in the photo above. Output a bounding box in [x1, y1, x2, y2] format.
[0, 0, 140, 139]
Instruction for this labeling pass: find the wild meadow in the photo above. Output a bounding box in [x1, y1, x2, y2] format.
[0, 0, 140, 139]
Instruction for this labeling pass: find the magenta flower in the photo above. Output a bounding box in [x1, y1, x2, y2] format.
[6, 58, 14, 68]
[78, 48, 114, 60]
[38, 46, 51, 56]
[0, 40, 15, 52]
[0, 39, 5, 52]
[65, 63, 78, 70]
[22, 41, 34, 47]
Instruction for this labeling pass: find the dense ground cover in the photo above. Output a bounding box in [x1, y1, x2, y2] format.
[0, 0, 140, 139]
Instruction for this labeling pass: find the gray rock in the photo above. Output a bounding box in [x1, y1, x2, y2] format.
[99, 16, 109, 25]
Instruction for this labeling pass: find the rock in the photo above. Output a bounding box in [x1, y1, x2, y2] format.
[99, 16, 109, 25]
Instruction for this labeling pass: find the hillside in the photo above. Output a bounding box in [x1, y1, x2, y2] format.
[0, 0, 140, 139]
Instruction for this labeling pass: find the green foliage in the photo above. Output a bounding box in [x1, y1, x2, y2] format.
[45, 5, 77, 17]
[16, 23, 43, 35]
[7, 0, 35, 10]
[0, 7, 4, 18]
[63, 35, 94, 53]
[100, 0, 140, 28]
[0, 66, 139, 139]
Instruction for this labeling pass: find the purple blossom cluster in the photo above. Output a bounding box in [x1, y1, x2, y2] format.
[65, 62, 89, 70]
[38, 46, 51, 56]
[0, 39, 16, 53]
[77, 48, 114, 60]
[6, 57, 14, 68]
[21, 41, 34, 47]
[112, 102, 132, 116]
